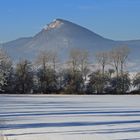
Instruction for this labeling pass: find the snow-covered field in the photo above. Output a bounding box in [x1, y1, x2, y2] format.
[0, 95, 140, 140]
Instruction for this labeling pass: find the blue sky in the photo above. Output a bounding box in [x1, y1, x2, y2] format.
[0, 0, 140, 42]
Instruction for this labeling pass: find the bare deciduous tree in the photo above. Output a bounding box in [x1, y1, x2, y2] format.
[67, 48, 90, 93]
[36, 51, 52, 70]
[69, 48, 80, 73]
[35, 50, 59, 94]
[69, 48, 89, 75]
[15, 59, 33, 94]
[78, 49, 89, 81]
[119, 46, 130, 75]
[36, 50, 59, 71]
[50, 50, 59, 71]
[109, 48, 120, 77]
[109, 46, 130, 77]
[96, 51, 109, 76]
[109, 46, 130, 93]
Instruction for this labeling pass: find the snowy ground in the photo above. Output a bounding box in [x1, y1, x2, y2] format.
[0, 95, 140, 140]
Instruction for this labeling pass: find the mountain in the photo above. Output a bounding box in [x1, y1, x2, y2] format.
[1, 18, 140, 70]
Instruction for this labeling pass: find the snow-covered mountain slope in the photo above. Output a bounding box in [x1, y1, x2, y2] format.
[1, 19, 140, 70]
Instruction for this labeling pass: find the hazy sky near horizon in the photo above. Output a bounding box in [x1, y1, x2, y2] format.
[0, 0, 140, 42]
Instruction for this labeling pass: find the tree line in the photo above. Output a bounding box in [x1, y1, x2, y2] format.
[0, 46, 140, 94]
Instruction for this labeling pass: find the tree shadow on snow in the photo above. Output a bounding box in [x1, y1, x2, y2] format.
[1, 120, 140, 130]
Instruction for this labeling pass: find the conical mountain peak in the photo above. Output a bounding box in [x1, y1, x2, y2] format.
[1, 18, 140, 69]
